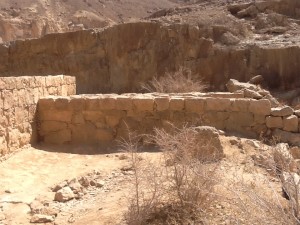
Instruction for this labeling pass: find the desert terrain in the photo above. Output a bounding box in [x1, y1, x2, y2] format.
[1, 0, 300, 225]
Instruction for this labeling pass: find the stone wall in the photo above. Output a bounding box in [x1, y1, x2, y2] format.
[37, 92, 278, 146]
[0, 75, 76, 155]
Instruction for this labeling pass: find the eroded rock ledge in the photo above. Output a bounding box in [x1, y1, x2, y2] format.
[0, 22, 299, 94]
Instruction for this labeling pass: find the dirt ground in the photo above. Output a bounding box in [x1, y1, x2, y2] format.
[0, 134, 286, 225]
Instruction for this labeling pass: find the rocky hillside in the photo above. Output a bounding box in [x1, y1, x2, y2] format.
[0, 0, 184, 43]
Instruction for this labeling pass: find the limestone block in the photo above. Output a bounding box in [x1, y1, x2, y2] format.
[266, 116, 283, 128]
[244, 89, 262, 99]
[202, 112, 229, 130]
[34, 76, 46, 87]
[2, 90, 15, 110]
[97, 97, 117, 110]
[40, 121, 68, 135]
[47, 87, 59, 95]
[249, 99, 271, 115]
[271, 106, 294, 117]
[115, 96, 133, 110]
[169, 97, 184, 111]
[70, 97, 86, 111]
[206, 98, 231, 111]
[154, 96, 169, 111]
[72, 113, 85, 125]
[54, 97, 70, 110]
[94, 128, 115, 142]
[231, 99, 250, 112]
[133, 97, 154, 111]
[38, 98, 56, 111]
[254, 114, 266, 124]
[106, 115, 121, 127]
[7, 128, 20, 149]
[227, 112, 254, 127]
[185, 98, 205, 113]
[67, 85, 76, 95]
[14, 107, 28, 124]
[283, 115, 298, 132]
[39, 110, 72, 123]
[44, 129, 71, 144]
[83, 111, 105, 122]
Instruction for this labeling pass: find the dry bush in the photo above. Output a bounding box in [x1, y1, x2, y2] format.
[141, 67, 207, 93]
[241, 141, 300, 224]
[225, 171, 300, 225]
[121, 125, 220, 225]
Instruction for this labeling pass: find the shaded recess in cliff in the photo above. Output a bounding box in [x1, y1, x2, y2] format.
[0, 22, 299, 94]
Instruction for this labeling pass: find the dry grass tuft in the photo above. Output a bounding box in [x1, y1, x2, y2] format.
[141, 67, 207, 93]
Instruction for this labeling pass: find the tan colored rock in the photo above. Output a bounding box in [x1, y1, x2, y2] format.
[39, 110, 73, 123]
[226, 79, 257, 92]
[244, 89, 262, 99]
[193, 126, 224, 161]
[206, 98, 231, 111]
[283, 115, 298, 132]
[271, 106, 294, 117]
[185, 98, 205, 113]
[116, 96, 133, 110]
[40, 121, 68, 135]
[231, 99, 250, 112]
[169, 97, 184, 111]
[249, 99, 271, 115]
[30, 214, 54, 223]
[227, 112, 254, 127]
[44, 129, 72, 144]
[133, 97, 154, 111]
[54, 186, 74, 202]
[254, 114, 266, 124]
[154, 97, 169, 111]
[249, 75, 264, 85]
[266, 116, 283, 128]
[273, 129, 300, 146]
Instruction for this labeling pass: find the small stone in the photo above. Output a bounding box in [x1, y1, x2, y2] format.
[249, 75, 264, 85]
[90, 179, 97, 186]
[96, 180, 105, 188]
[68, 179, 82, 194]
[54, 187, 74, 202]
[244, 89, 262, 99]
[52, 180, 68, 192]
[79, 176, 90, 187]
[30, 214, 54, 223]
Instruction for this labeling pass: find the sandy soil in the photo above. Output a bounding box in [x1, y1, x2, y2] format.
[0, 135, 287, 225]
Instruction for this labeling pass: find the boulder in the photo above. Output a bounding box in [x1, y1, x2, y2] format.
[271, 106, 294, 117]
[237, 5, 259, 18]
[193, 126, 224, 161]
[226, 79, 257, 93]
[282, 172, 300, 209]
[54, 186, 74, 202]
[283, 115, 298, 132]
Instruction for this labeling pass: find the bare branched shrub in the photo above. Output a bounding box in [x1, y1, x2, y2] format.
[141, 67, 207, 93]
[121, 125, 220, 225]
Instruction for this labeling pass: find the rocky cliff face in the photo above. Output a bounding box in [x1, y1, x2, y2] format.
[0, 21, 299, 94]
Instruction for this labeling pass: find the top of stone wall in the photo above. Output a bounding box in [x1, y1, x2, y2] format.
[0, 75, 75, 91]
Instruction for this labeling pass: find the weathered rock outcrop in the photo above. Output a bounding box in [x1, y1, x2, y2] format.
[0, 21, 299, 94]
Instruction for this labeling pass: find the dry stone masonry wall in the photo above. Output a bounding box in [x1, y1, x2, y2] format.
[0, 75, 76, 155]
[37, 92, 275, 147]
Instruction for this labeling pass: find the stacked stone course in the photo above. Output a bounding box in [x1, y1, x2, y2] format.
[0, 75, 76, 155]
[37, 93, 279, 146]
